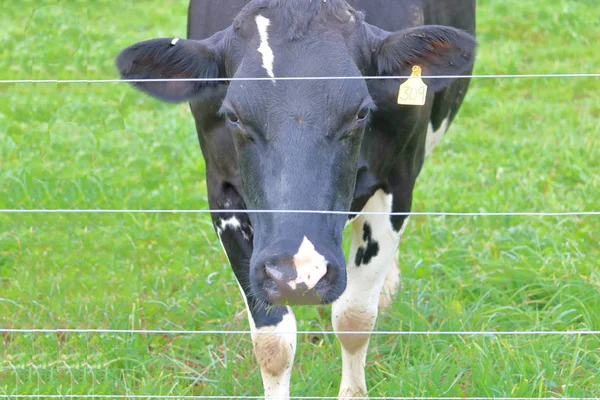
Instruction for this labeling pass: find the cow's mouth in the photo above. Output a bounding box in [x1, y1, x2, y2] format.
[262, 276, 334, 306]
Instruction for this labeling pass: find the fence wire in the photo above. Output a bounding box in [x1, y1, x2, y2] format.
[3, 396, 599, 400]
[2, 329, 599, 336]
[1, 209, 599, 217]
[1, 72, 600, 84]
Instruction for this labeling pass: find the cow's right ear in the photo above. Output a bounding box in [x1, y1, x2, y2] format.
[116, 32, 228, 103]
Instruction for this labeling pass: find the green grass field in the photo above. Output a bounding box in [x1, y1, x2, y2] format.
[1, 0, 599, 398]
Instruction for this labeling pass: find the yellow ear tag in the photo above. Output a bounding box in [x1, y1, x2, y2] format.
[397, 66, 428, 106]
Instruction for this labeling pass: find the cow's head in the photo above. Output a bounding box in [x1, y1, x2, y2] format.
[116, 0, 476, 306]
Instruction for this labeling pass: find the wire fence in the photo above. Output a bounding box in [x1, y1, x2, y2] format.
[3, 29, 599, 400]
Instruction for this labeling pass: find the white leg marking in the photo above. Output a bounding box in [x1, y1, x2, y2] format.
[290, 236, 328, 290]
[255, 15, 275, 80]
[235, 268, 296, 400]
[238, 281, 296, 399]
[425, 116, 450, 156]
[332, 190, 402, 398]
[252, 311, 296, 399]
[220, 219, 295, 398]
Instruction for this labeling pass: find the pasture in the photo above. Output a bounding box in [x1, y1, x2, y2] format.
[1, 0, 599, 398]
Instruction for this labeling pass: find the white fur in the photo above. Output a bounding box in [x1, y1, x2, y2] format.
[216, 216, 241, 234]
[425, 116, 450, 156]
[236, 275, 296, 400]
[253, 311, 296, 399]
[216, 216, 251, 241]
[290, 237, 328, 290]
[255, 15, 275, 80]
[332, 190, 402, 398]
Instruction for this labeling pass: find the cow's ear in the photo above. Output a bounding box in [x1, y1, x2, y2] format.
[369, 25, 476, 92]
[116, 31, 229, 103]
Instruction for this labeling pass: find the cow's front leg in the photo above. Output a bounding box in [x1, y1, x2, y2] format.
[246, 302, 296, 398]
[213, 204, 296, 399]
[332, 189, 407, 398]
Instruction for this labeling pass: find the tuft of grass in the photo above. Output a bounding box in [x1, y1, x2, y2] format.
[1, 0, 599, 397]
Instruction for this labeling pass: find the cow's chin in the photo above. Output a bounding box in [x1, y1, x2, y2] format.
[259, 280, 346, 306]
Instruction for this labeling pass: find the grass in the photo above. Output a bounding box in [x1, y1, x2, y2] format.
[1, 0, 599, 398]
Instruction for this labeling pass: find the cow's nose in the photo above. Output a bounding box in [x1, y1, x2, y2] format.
[253, 237, 344, 305]
[252, 237, 346, 305]
[262, 258, 336, 305]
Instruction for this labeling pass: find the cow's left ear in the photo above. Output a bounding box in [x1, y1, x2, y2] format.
[369, 25, 477, 92]
[116, 28, 230, 103]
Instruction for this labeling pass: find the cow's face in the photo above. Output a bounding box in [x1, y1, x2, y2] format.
[116, 0, 476, 306]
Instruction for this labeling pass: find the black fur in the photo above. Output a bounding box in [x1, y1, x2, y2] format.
[354, 222, 380, 267]
[376, 25, 477, 92]
[116, 35, 225, 103]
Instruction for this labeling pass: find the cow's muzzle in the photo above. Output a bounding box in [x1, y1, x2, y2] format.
[252, 238, 345, 305]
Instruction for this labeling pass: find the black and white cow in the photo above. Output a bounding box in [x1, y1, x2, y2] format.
[117, 0, 476, 397]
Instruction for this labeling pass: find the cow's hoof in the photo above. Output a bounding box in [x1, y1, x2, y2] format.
[338, 387, 367, 399]
[378, 256, 400, 311]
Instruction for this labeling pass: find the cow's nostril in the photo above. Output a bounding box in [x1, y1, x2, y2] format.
[264, 264, 286, 284]
[322, 262, 336, 283]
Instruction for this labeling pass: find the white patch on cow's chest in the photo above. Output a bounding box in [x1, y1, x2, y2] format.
[290, 237, 328, 291]
[425, 116, 450, 156]
[255, 15, 275, 81]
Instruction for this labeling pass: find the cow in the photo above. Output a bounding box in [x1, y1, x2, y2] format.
[116, 0, 476, 397]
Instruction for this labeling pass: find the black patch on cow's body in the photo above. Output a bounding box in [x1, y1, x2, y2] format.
[355, 222, 380, 267]
[252, 303, 289, 329]
[354, 247, 364, 266]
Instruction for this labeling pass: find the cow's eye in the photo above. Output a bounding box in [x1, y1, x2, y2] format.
[224, 109, 240, 125]
[356, 107, 370, 121]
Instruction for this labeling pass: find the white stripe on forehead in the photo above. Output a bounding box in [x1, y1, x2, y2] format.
[255, 15, 276, 81]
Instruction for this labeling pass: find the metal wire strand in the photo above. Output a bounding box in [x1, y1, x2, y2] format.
[3, 396, 600, 400]
[0, 209, 599, 216]
[2, 328, 599, 336]
[1, 72, 600, 84]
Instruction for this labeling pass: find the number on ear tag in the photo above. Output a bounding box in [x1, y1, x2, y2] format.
[397, 66, 428, 106]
